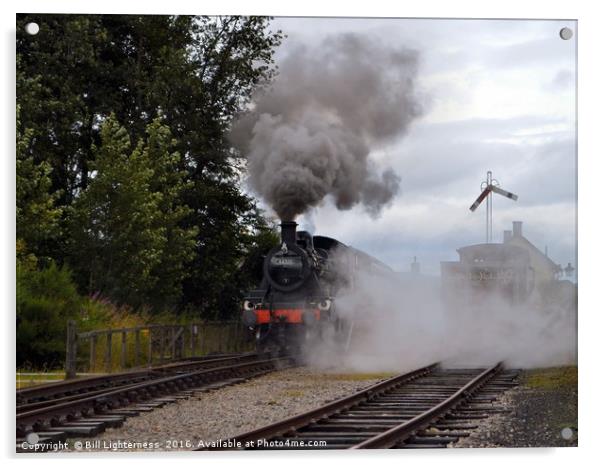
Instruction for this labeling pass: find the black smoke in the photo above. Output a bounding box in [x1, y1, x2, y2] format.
[231, 33, 423, 220]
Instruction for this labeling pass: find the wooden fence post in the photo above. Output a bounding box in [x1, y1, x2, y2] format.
[135, 329, 141, 367]
[190, 323, 196, 357]
[198, 324, 203, 355]
[120, 331, 127, 369]
[159, 327, 165, 363]
[171, 327, 176, 360]
[65, 320, 78, 379]
[178, 326, 184, 359]
[147, 328, 153, 367]
[200, 324, 206, 355]
[89, 334, 97, 372]
[105, 332, 113, 373]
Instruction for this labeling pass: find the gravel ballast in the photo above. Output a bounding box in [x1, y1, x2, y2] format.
[69, 366, 392, 452]
[67, 365, 577, 451]
[452, 366, 578, 448]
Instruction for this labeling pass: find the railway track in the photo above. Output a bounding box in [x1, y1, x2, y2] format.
[17, 353, 293, 450]
[205, 362, 518, 450]
[17, 352, 258, 407]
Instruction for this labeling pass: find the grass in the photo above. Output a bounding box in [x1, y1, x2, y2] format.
[16, 371, 65, 389]
[525, 366, 578, 390]
[524, 366, 578, 441]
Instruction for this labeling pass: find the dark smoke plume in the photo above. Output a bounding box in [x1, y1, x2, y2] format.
[231, 33, 423, 220]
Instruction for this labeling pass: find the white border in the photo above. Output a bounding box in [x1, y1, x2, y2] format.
[2, 1, 600, 466]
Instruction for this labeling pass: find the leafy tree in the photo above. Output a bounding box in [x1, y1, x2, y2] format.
[144, 119, 198, 307]
[16, 15, 282, 200]
[69, 116, 196, 309]
[17, 15, 283, 315]
[16, 104, 62, 262]
[16, 260, 82, 368]
[213, 214, 280, 319]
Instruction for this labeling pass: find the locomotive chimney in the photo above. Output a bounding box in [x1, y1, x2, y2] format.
[280, 221, 298, 245]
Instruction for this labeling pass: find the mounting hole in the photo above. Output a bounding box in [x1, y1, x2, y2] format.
[559, 27, 573, 40]
[560, 427, 574, 440]
[25, 22, 40, 35]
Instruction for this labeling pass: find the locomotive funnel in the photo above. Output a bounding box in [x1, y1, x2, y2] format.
[280, 221, 298, 245]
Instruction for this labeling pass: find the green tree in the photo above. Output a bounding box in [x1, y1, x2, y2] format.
[16, 104, 62, 262]
[69, 116, 196, 309]
[16, 260, 82, 368]
[214, 213, 280, 319]
[16, 15, 282, 200]
[17, 15, 283, 315]
[144, 118, 198, 307]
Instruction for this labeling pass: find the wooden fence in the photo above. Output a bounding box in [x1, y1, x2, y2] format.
[65, 320, 253, 378]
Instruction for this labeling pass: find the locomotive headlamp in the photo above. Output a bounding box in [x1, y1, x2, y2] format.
[318, 299, 331, 311]
[243, 300, 254, 311]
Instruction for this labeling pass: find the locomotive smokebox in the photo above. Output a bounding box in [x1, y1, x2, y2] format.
[280, 221, 298, 245]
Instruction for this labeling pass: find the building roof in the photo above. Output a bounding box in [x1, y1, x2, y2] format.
[508, 235, 561, 272]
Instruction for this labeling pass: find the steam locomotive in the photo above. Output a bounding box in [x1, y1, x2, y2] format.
[241, 221, 393, 357]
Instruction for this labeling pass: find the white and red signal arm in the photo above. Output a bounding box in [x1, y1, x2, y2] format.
[469, 186, 492, 211]
[469, 184, 518, 211]
[489, 185, 518, 201]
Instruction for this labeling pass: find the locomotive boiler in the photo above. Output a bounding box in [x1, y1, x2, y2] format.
[241, 221, 392, 356]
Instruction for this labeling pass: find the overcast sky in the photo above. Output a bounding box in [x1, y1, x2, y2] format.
[254, 17, 576, 275]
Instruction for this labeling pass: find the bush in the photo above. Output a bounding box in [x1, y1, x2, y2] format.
[16, 261, 82, 368]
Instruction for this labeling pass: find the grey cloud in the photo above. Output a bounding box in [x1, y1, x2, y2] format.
[484, 36, 575, 70]
[391, 116, 572, 198]
[509, 138, 576, 205]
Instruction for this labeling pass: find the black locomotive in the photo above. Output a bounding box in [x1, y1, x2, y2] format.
[241, 221, 392, 356]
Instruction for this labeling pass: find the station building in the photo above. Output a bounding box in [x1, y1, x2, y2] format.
[441, 221, 573, 305]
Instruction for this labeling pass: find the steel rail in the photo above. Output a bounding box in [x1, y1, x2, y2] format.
[146, 352, 258, 374]
[202, 362, 438, 450]
[351, 362, 502, 449]
[17, 357, 289, 435]
[17, 352, 258, 405]
[17, 380, 161, 414]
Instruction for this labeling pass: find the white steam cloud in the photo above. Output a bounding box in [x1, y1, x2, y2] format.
[306, 269, 577, 372]
[231, 33, 422, 221]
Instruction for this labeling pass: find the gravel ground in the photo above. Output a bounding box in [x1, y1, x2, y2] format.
[69, 366, 392, 452]
[65, 365, 577, 451]
[452, 367, 578, 448]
